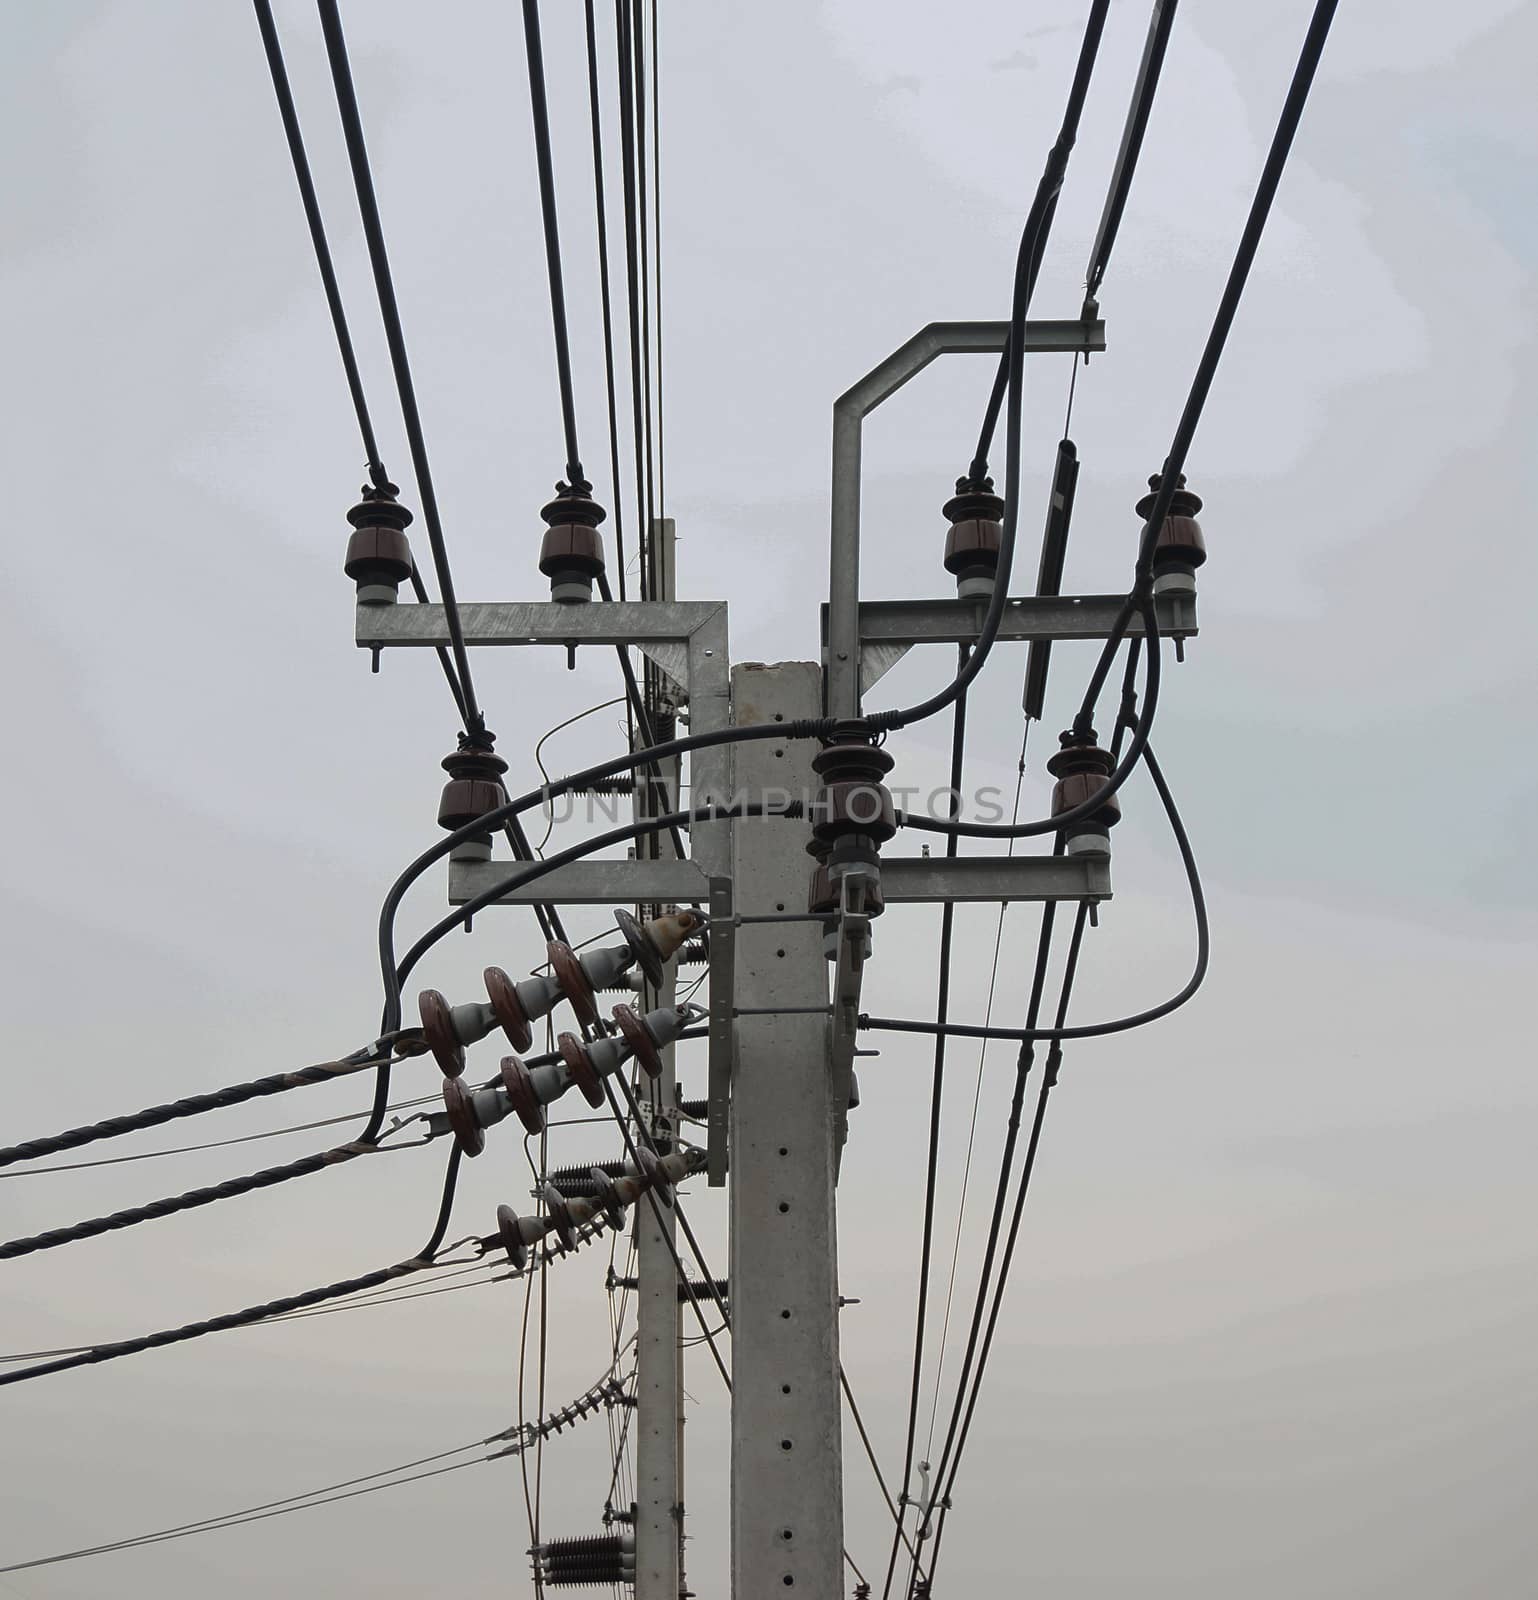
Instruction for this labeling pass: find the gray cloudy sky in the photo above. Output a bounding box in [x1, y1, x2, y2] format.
[2, 1, 1535, 1595]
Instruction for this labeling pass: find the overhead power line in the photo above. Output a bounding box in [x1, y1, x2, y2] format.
[0, 1040, 410, 1170]
[315, 0, 485, 737]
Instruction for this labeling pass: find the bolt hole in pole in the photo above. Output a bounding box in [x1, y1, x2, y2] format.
[780, 1439, 794, 1451]
[778, 1202, 790, 1213]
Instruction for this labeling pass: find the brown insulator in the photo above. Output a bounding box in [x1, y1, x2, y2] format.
[417, 988, 466, 1078]
[547, 940, 599, 1028]
[810, 735, 898, 853]
[538, 480, 607, 604]
[438, 733, 509, 863]
[343, 482, 414, 604]
[556, 1032, 606, 1109]
[941, 474, 1006, 600]
[1046, 728, 1122, 857]
[1135, 471, 1206, 593]
[441, 1075, 485, 1158]
[499, 1054, 546, 1136]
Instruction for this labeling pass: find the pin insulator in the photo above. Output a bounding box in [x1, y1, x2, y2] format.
[1046, 727, 1121, 856]
[941, 474, 1006, 600]
[496, 1202, 528, 1270]
[441, 1075, 485, 1158]
[438, 733, 509, 862]
[343, 483, 414, 605]
[611, 1003, 664, 1079]
[810, 736, 898, 852]
[417, 988, 466, 1078]
[541, 1183, 579, 1251]
[589, 1168, 627, 1229]
[500, 1054, 545, 1136]
[547, 940, 600, 1028]
[1135, 471, 1205, 593]
[556, 1033, 606, 1109]
[484, 966, 535, 1053]
[538, 480, 607, 604]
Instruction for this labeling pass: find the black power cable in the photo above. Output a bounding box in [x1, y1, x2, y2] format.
[0, 1146, 463, 1389]
[905, 896, 1061, 1586]
[252, 0, 471, 725]
[882, 649, 970, 1598]
[315, 0, 485, 737]
[583, 0, 630, 600]
[0, 1041, 403, 1169]
[1083, 0, 1180, 303]
[0, 1138, 391, 1262]
[866, 0, 1111, 738]
[914, 902, 1089, 1595]
[1072, 0, 1339, 732]
[520, 0, 586, 487]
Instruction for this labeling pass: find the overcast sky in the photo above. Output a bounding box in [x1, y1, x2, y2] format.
[2, 1, 1535, 1596]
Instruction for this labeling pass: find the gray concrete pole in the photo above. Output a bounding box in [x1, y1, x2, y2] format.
[729, 661, 844, 1598]
[635, 518, 685, 1600]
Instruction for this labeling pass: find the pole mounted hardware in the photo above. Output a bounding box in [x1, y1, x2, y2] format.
[416, 908, 700, 1071]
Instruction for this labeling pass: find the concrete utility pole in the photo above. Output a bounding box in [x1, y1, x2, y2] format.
[358, 314, 1181, 1600]
[634, 518, 686, 1600]
[729, 661, 844, 1598]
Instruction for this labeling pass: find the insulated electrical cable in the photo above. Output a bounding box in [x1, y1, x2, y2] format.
[0, 1145, 464, 1388]
[520, 0, 587, 487]
[913, 901, 1091, 1597]
[866, 733, 1206, 1047]
[883, 647, 970, 1598]
[0, 1041, 412, 1170]
[865, 0, 1111, 737]
[904, 900, 1061, 1585]
[1083, 0, 1179, 302]
[1072, 0, 1339, 732]
[251, 1, 478, 727]
[583, 0, 631, 600]
[316, 0, 485, 736]
[0, 1135, 408, 1262]
[0, 1093, 441, 1178]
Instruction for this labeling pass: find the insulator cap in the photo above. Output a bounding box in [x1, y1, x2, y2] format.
[942, 474, 1006, 594]
[1135, 471, 1206, 574]
[343, 483, 414, 603]
[538, 480, 607, 603]
[441, 1075, 485, 1158]
[1046, 729, 1121, 833]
